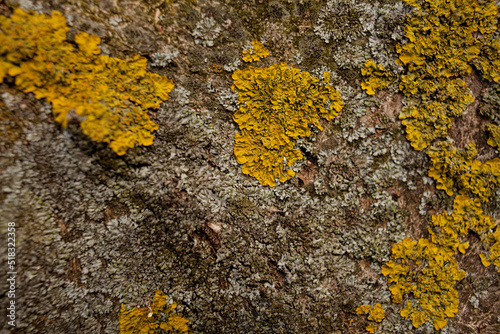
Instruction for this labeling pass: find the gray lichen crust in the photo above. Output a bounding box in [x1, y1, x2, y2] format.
[314, 0, 375, 44]
[192, 14, 222, 47]
[150, 46, 180, 67]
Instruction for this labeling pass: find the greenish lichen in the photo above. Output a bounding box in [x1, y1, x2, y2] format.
[314, 0, 375, 44]
[150, 46, 179, 67]
[480, 83, 500, 123]
[192, 14, 221, 47]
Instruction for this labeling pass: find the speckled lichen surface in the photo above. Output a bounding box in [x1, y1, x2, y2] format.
[0, 0, 499, 334]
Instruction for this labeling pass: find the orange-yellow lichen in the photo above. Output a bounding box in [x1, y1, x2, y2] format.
[480, 227, 500, 271]
[119, 290, 191, 334]
[0, 9, 174, 155]
[356, 303, 385, 333]
[356, 304, 372, 316]
[231, 63, 343, 186]
[360, 60, 394, 95]
[429, 194, 496, 256]
[382, 238, 465, 330]
[242, 41, 269, 62]
[487, 123, 500, 148]
[396, 0, 499, 151]
[427, 142, 500, 202]
[365, 324, 378, 334]
[398, 79, 474, 151]
[369, 1, 500, 331]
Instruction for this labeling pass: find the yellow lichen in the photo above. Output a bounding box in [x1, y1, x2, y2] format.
[356, 303, 385, 333]
[369, 303, 385, 323]
[382, 238, 465, 330]
[360, 60, 394, 95]
[356, 304, 372, 315]
[398, 79, 474, 151]
[365, 324, 378, 334]
[429, 194, 496, 256]
[242, 41, 269, 62]
[0, 9, 174, 155]
[231, 63, 343, 186]
[119, 290, 191, 334]
[356, 303, 385, 322]
[427, 142, 500, 202]
[487, 123, 500, 148]
[371, 1, 500, 331]
[480, 227, 500, 271]
[396, 0, 499, 151]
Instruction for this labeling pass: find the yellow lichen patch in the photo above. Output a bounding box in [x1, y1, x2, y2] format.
[356, 304, 372, 315]
[396, 0, 500, 151]
[487, 123, 500, 148]
[356, 303, 385, 322]
[398, 79, 474, 151]
[372, 1, 500, 330]
[382, 238, 465, 330]
[360, 60, 394, 95]
[119, 290, 191, 334]
[242, 41, 269, 62]
[368, 303, 385, 323]
[231, 63, 343, 186]
[0, 9, 174, 155]
[160, 314, 191, 333]
[429, 194, 496, 256]
[365, 324, 378, 334]
[480, 227, 500, 271]
[356, 303, 385, 333]
[427, 142, 500, 202]
[234, 130, 303, 187]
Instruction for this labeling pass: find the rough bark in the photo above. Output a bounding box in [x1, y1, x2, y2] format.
[1, 0, 499, 333]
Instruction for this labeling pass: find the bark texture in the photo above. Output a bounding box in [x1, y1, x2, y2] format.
[1, 0, 499, 333]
